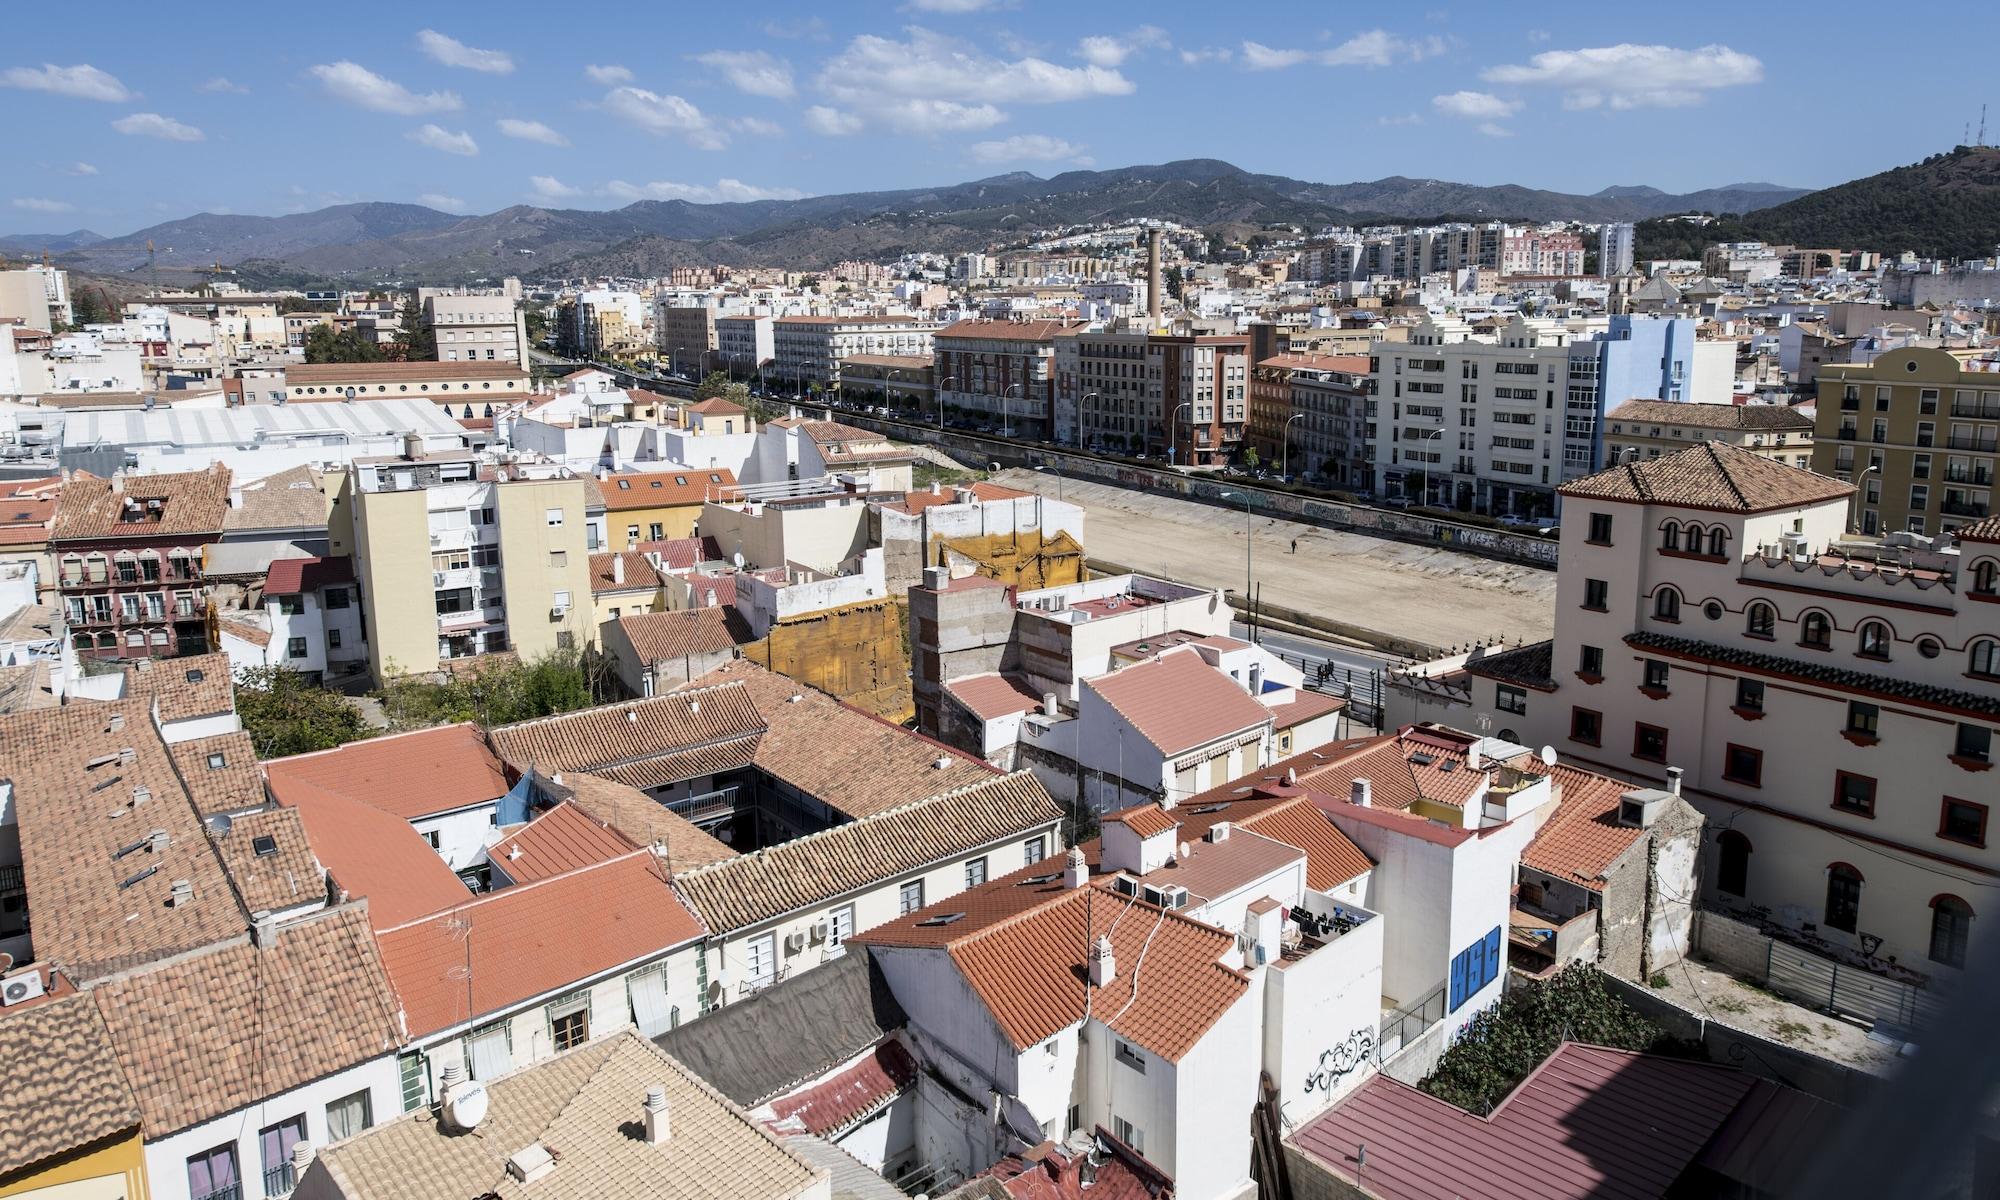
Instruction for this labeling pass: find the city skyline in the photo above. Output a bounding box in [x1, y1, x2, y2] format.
[7, 0, 1996, 236]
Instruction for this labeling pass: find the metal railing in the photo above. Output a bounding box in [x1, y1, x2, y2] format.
[263, 1162, 296, 1197]
[1378, 984, 1447, 1062]
[190, 1184, 241, 1200]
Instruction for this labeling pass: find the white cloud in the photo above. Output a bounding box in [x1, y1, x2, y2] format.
[408, 124, 479, 156]
[730, 115, 784, 137]
[529, 175, 584, 201]
[583, 64, 632, 85]
[602, 178, 807, 204]
[694, 50, 794, 99]
[497, 118, 567, 145]
[59, 161, 99, 175]
[1482, 43, 1763, 110]
[1526, 29, 1551, 44]
[0, 63, 131, 102]
[600, 86, 725, 148]
[1076, 37, 1129, 68]
[1179, 46, 1231, 65]
[310, 61, 461, 115]
[1431, 90, 1520, 121]
[1241, 30, 1441, 70]
[760, 16, 829, 40]
[905, 0, 999, 10]
[112, 112, 205, 141]
[417, 192, 469, 213]
[417, 29, 515, 74]
[815, 27, 1131, 134]
[1377, 112, 1423, 126]
[197, 76, 249, 94]
[12, 197, 74, 213]
[804, 105, 864, 136]
[969, 133, 1091, 165]
[1477, 123, 1514, 138]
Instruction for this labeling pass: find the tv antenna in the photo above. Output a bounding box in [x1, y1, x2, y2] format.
[1980, 103, 1989, 148]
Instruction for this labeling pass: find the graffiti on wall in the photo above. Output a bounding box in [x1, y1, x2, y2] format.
[1303, 1027, 1378, 1094]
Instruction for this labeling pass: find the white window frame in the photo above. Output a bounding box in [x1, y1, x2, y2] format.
[899, 879, 924, 915]
[746, 932, 777, 989]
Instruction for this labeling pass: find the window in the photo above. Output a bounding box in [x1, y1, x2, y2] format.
[556, 631, 575, 650]
[1846, 701, 1879, 738]
[1652, 587, 1681, 621]
[1800, 611, 1832, 648]
[1113, 1116, 1145, 1153]
[260, 1114, 307, 1196]
[625, 524, 640, 544]
[1496, 684, 1527, 714]
[1745, 602, 1775, 638]
[548, 990, 591, 1050]
[327, 1089, 373, 1141]
[1972, 640, 2000, 679]
[1735, 678, 1765, 712]
[626, 964, 673, 1037]
[1643, 660, 1670, 691]
[1716, 831, 1751, 897]
[467, 1020, 512, 1079]
[545, 506, 564, 526]
[1974, 560, 1999, 595]
[1660, 521, 1680, 550]
[1024, 835, 1048, 864]
[746, 933, 777, 989]
[398, 1051, 430, 1112]
[1707, 527, 1728, 557]
[1570, 707, 1601, 746]
[899, 879, 925, 914]
[1957, 724, 1992, 763]
[549, 550, 567, 568]
[1578, 645, 1603, 677]
[1114, 1038, 1147, 1073]
[288, 637, 308, 659]
[1857, 621, 1891, 659]
[328, 628, 342, 649]
[276, 594, 305, 616]
[649, 522, 665, 541]
[1824, 863, 1863, 933]
[1833, 771, 1876, 817]
[1448, 926, 1503, 1012]
[1723, 744, 1762, 786]
[828, 903, 856, 951]
[186, 1142, 240, 1200]
[1587, 512, 1612, 544]
[1633, 721, 1669, 761]
[1931, 896, 1974, 969]
[1582, 578, 1609, 611]
[1940, 797, 1988, 848]
[965, 856, 989, 888]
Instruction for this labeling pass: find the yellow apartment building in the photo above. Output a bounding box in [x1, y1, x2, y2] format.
[1814, 347, 1998, 535]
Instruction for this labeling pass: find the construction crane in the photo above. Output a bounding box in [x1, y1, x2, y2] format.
[146, 239, 158, 293]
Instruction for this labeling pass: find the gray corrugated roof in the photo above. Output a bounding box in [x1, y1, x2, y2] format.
[61, 397, 464, 448]
[781, 1136, 911, 1200]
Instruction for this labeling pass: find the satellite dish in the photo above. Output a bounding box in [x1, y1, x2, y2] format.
[732, 551, 745, 569]
[441, 1078, 489, 1132]
[1540, 745, 1558, 767]
[206, 813, 234, 835]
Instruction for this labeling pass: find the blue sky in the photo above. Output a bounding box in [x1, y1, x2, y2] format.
[4, 0, 1993, 236]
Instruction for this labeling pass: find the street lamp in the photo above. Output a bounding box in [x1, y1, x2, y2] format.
[1281, 412, 1307, 481]
[1078, 391, 1101, 451]
[1415, 425, 1445, 509]
[1218, 490, 1255, 641]
[937, 375, 957, 430]
[1000, 383, 1023, 441]
[1850, 463, 1879, 534]
[1034, 462, 1063, 503]
[1169, 401, 1192, 464]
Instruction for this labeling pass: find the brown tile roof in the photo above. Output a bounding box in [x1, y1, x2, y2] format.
[1264, 687, 1348, 729]
[589, 550, 664, 594]
[310, 1031, 825, 1200]
[1606, 399, 1814, 432]
[94, 904, 403, 1138]
[492, 801, 638, 884]
[1558, 442, 1851, 513]
[222, 464, 330, 531]
[489, 680, 766, 785]
[945, 673, 1044, 721]
[167, 730, 265, 816]
[0, 661, 57, 712]
[936, 318, 1087, 342]
[616, 606, 749, 663]
[1101, 789, 1375, 892]
[210, 805, 326, 914]
[0, 476, 58, 547]
[797, 420, 882, 444]
[286, 360, 528, 384]
[0, 698, 247, 980]
[0, 992, 142, 1178]
[1087, 650, 1273, 757]
[600, 468, 736, 511]
[639, 534, 725, 571]
[674, 772, 1062, 934]
[263, 554, 354, 596]
[120, 652, 235, 724]
[52, 465, 233, 541]
[687, 396, 747, 415]
[264, 724, 511, 822]
[1463, 639, 1558, 692]
[1110, 805, 1179, 838]
[552, 772, 737, 873]
[1254, 351, 1371, 373]
[277, 775, 471, 930]
[377, 853, 705, 1037]
[1519, 763, 1651, 892]
[1958, 514, 2000, 543]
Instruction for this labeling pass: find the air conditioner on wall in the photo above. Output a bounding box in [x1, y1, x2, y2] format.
[0, 972, 46, 1007]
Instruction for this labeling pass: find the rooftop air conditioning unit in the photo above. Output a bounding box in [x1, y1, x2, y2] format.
[0, 971, 46, 1007]
[808, 919, 829, 944]
[550, 603, 569, 619]
[783, 930, 808, 955]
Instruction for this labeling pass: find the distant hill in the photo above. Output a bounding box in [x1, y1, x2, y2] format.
[1635, 147, 2000, 262]
[47, 160, 1810, 284]
[0, 229, 105, 256]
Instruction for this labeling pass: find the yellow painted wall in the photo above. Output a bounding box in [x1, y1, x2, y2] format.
[497, 479, 595, 658]
[0, 1130, 148, 1200]
[351, 484, 436, 680]
[604, 502, 702, 547]
[935, 528, 1086, 591]
[740, 596, 911, 721]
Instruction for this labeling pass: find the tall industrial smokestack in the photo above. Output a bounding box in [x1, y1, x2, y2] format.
[1147, 229, 1163, 326]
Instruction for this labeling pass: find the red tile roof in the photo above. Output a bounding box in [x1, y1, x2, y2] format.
[52, 466, 232, 541]
[600, 468, 736, 511]
[492, 801, 637, 884]
[1518, 763, 1650, 892]
[263, 723, 510, 821]
[263, 554, 354, 596]
[945, 673, 1044, 721]
[1109, 805, 1180, 838]
[1101, 790, 1374, 892]
[616, 606, 748, 664]
[1087, 649, 1273, 757]
[278, 775, 471, 929]
[589, 551, 664, 594]
[0, 477, 58, 547]
[1558, 441, 1851, 513]
[686, 397, 746, 415]
[766, 1040, 917, 1137]
[377, 852, 706, 1037]
[1264, 688, 1347, 729]
[882, 481, 1034, 516]
[638, 535, 724, 571]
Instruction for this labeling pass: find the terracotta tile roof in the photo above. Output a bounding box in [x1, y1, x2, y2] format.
[1463, 639, 1558, 692]
[687, 396, 747, 415]
[93, 904, 404, 1138]
[1558, 441, 1851, 513]
[1102, 788, 1374, 892]
[263, 554, 355, 595]
[489, 680, 767, 785]
[310, 1031, 825, 1200]
[264, 723, 511, 821]
[1629, 629, 2000, 719]
[551, 772, 737, 873]
[286, 360, 527, 384]
[1956, 513, 2000, 543]
[639, 534, 725, 571]
[0, 698, 247, 981]
[166, 730, 265, 816]
[377, 852, 705, 1037]
[492, 801, 638, 884]
[965, 1139, 1172, 1200]
[1519, 763, 1651, 892]
[1264, 687, 1347, 728]
[0, 992, 141, 1178]
[217, 613, 272, 648]
[1255, 351, 1371, 374]
[616, 605, 749, 662]
[1109, 805, 1180, 838]
[0, 476, 58, 547]
[277, 775, 471, 929]
[684, 573, 737, 607]
[120, 652, 235, 724]
[600, 468, 736, 511]
[1127, 828, 1304, 908]
[767, 1039, 917, 1137]
[52, 465, 232, 540]
[211, 805, 326, 914]
[675, 772, 1061, 934]
[797, 420, 881, 444]
[223, 464, 329, 531]
[1288, 1042, 1761, 1200]
[1606, 398, 1814, 432]
[0, 661, 56, 712]
[589, 550, 664, 595]
[945, 673, 1044, 721]
[1086, 649, 1273, 757]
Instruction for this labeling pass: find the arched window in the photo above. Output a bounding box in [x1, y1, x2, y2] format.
[1660, 521, 1681, 550]
[1973, 640, 2000, 679]
[1931, 895, 1974, 969]
[1858, 621, 1891, 659]
[1975, 560, 1999, 595]
[1707, 526, 1729, 557]
[1717, 831, 1752, 897]
[1653, 587, 1682, 621]
[1800, 611, 1832, 649]
[1825, 863, 1863, 933]
[1745, 602, 1776, 638]
[149, 629, 169, 647]
[70, 631, 92, 650]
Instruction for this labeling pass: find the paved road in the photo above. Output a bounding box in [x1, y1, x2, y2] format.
[1233, 622, 1394, 730]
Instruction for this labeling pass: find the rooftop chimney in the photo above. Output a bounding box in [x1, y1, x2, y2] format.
[612, 555, 625, 585]
[1089, 933, 1115, 986]
[291, 1142, 315, 1173]
[1665, 766, 1684, 797]
[1063, 846, 1088, 889]
[1351, 778, 1372, 808]
[1466, 744, 1484, 771]
[1041, 692, 1059, 718]
[1147, 230, 1163, 326]
[643, 1085, 671, 1145]
[403, 431, 424, 461]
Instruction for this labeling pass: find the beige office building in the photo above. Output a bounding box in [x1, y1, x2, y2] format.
[425, 294, 527, 363]
[1814, 347, 1999, 535]
[1604, 400, 1815, 469]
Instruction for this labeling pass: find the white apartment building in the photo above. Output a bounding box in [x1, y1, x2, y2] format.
[1600, 223, 1636, 278]
[425, 294, 527, 363]
[716, 314, 775, 378]
[770, 315, 938, 391]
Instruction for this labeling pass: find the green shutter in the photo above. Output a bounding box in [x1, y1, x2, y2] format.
[398, 1051, 430, 1112]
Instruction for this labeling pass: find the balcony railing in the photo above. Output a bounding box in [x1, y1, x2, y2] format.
[1836, 428, 1856, 441]
[1951, 402, 2000, 420]
[264, 1161, 297, 1197]
[1947, 435, 2000, 452]
[191, 1184, 242, 1200]
[1942, 499, 1991, 518]
[1943, 468, 1995, 485]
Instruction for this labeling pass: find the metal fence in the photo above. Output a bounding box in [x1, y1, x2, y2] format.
[1378, 985, 1447, 1062]
[1698, 908, 1948, 1032]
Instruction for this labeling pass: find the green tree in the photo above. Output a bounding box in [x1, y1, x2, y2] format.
[304, 324, 386, 365]
[396, 295, 435, 361]
[1243, 446, 1260, 469]
[695, 371, 733, 400]
[71, 288, 111, 327]
[377, 648, 609, 730]
[524, 307, 549, 348]
[235, 666, 369, 758]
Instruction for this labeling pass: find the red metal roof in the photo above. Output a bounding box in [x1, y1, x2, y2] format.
[263, 555, 354, 596]
[491, 802, 637, 884]
[766, 1040, 917, 1137]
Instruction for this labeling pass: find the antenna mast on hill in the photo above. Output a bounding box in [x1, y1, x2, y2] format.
[1980, 104, 1989, 148]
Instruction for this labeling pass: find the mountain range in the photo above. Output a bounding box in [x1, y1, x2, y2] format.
[19, 160, 1813, 285]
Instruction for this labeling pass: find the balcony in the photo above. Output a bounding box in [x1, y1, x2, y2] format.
[1951, 402, 2000, 420]
[432, 567, 478, 590]
[1942, 498, 1991, 518]
[1836, 428, 1856, 441]
[1943, 467, 1995, 486]
[264, 1162, 296, 1197]
[1947, 435, 2000, 452]
[429, 528, 473, 551]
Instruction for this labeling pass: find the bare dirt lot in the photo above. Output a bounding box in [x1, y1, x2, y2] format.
[994, 470, 1558, 653]
[1651, 956, 1905, 1075]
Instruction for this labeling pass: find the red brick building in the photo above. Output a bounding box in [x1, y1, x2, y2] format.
[51, 466, 231, 659]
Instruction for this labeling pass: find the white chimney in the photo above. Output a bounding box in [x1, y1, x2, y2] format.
[1063, 846, 1088, 889]
[923, 565, 949, 590]
[1665, 765, 1684, 797]
[930, 480, 943, 495]
[1041, 692, 1058, 718]
[612, 555, 625, 585]
[292, 1142, 315, 1172]
[1351, 778, 1372, 808]
[643, 1085, 671, 1145]
[1089, 933, 1115, 986]
[1466, 744, 1484, 771]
